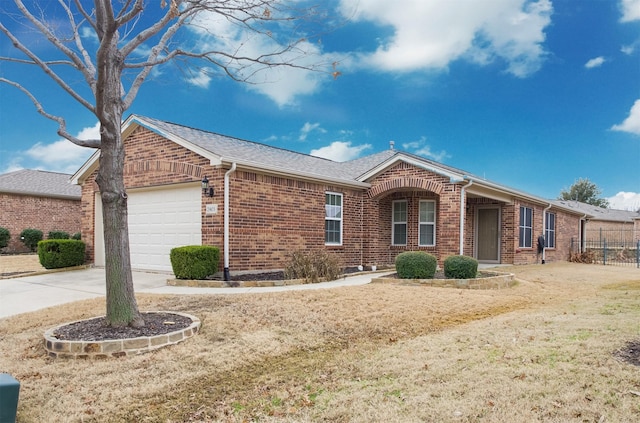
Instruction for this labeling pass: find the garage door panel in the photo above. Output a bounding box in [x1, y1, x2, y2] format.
[95, 184, 201, 272]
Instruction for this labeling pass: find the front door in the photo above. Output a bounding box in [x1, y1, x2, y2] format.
[476, 207, 500, 262]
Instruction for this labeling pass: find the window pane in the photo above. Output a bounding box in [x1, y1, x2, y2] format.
[419, 224, 434, 246]
[420, 201, 435, 222]
[393, 223, 407, 245]
[325, 220, 341, 244]
[393, 201, 407, 222]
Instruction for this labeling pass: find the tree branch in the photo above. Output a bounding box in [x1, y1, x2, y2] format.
[0, 77, 101, 149]
[0, 21, 96, 113]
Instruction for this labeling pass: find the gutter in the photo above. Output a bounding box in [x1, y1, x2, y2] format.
[223, 163, 237, 281]
[459, 177, 473, 255]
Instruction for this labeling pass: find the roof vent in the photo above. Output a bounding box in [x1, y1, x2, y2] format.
[390, 140, 395, 150]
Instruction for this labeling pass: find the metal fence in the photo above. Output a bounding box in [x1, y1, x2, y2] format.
[571, 237, 640, 268]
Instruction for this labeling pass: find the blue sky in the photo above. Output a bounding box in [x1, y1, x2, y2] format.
[1, 0, 639, 209]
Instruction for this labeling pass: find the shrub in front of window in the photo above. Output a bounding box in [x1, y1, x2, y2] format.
[284, 249, 342, 283]
[170, 245, 220, 280]
[395, 251, 437, 279]
[0, 227, 10, 249]
[443, 255, 478, 279]
[38, 239, 86, 269]
[48, 230, 70, 240]
[20, 228, 43, 252]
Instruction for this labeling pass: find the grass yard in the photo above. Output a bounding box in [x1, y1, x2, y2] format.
[1, 262, 639, 422]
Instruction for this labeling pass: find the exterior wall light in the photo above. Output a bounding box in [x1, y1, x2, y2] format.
[201, 176, 214, 197]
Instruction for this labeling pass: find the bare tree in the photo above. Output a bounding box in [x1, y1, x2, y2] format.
[0, 0, 332, 327]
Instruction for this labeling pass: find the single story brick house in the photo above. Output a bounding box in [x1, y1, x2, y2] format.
[72, 115, 591, 276]
[0, 169, 82, 253]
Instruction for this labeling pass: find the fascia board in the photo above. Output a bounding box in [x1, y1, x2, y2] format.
[358, 155, 463, 182]
[221, 158, 371, 189]
[70, 149, 100, 185]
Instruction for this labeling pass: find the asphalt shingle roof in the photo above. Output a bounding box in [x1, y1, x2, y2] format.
[551, 200, 639, 222]
[0, 169, 80, 199]
[139, 116, 398, 183]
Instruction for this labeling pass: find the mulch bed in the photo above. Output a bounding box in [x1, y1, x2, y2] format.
[52, 312, 193, 342]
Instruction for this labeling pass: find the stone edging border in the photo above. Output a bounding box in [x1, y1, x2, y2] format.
[43, 311, 200, 359]
[166, 270, 386, 288]
[371, 271, 516, 289]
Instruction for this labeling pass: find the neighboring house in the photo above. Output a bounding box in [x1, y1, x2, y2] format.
[0, 169, 82, 253]
[72, 115, 591, 275]
[552, 200, 640, 246]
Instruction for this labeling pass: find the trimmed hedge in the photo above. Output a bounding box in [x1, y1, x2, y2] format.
[170, 245, 220, 280]
[395, 251, 437, 279]
[20, 228, 43, 252]
[0, 227, 9, 249]
[444, 255, 479, 279]
[48, 231, 70, 240]
[37, 239, 86, 269]
[71, 232, 82, 240]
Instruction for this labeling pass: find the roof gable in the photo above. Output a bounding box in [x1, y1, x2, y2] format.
[0, 169, 80, 199]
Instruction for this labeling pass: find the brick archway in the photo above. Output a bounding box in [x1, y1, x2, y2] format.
[367, 177, 444, 199]
[123, 160, 206, 178]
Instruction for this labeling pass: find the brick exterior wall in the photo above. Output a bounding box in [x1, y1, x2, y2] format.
[80, 126, 582, 272]
[0, 193, 81, 253]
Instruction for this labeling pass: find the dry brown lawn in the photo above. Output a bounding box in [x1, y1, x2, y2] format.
[1, 262, 639, 422]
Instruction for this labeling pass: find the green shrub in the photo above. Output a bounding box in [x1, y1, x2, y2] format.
[71, 232, 82, 240]
[170, 245, 220, 280]
[48, 230, 70, 240]
[444, 255, 479, 279]
[0, 227, 10, 249]
[37, 239, 86, 269]
[20, 228, 43, 252]
[284, 249, 342, 283]
[395, 251, 437, 279]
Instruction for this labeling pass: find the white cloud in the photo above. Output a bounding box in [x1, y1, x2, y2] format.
[402, 137, 449, 162]
[184, 67, 212, 88]
[607, 191, 640, 211]
[621, 38, 640, 55]
[186, 10, 333, 106]
[310, 141, 371, 161]
[611, 99, 640, 135]
[620, 0, 640, 22]
[299, 122, 326, 141]
[585, 56, 606, 68]
[7, 123, 99, 174]
[339, 0, 552, 77]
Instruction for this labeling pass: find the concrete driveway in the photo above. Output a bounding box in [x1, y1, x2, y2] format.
[0, 267, 378, 319]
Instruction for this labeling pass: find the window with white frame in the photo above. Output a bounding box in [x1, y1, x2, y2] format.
[545, 212, 556, 248]
[325, 192, 342, 245]
[519, 206, 533, 248]
[419, 200, 436, 246]
[392, 200, 407, 245]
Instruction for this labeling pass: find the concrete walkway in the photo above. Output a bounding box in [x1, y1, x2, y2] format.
[0, 268, 382, 319]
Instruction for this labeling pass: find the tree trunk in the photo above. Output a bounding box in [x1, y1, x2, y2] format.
[94, 14, 143, 328]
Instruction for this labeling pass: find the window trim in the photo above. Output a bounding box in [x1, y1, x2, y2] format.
[518, 206, 533, 248]
[418, 200, 436, 247]
[545, 211, 556, 249]
[324, 192, 343, 246]
[392, 200, 408, 246]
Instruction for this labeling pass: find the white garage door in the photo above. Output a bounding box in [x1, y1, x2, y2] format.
[95, 184, 201, 272]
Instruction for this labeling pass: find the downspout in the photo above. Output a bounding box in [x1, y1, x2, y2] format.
[223, 162, 237, 281]
[541, 203, 552, 264]
[459, 178, 473, 255]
